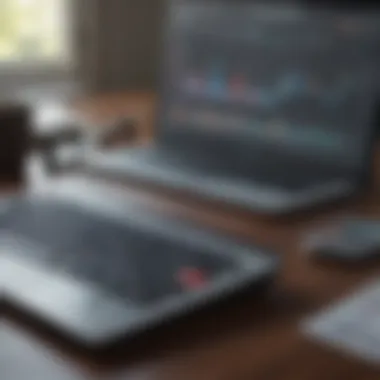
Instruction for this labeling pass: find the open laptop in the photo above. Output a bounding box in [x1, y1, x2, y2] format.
[85, 1, 380, 214]
[0, 177, 278, 347]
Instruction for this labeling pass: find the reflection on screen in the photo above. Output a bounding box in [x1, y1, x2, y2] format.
[164, 2, 380, 159]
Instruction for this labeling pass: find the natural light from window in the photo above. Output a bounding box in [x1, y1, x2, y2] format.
[0, 0, 70, 65]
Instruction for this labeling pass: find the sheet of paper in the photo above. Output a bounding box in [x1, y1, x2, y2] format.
[303, 278, 380, 364]
[0, 322, 84, 380]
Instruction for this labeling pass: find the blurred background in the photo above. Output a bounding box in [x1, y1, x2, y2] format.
[0, 0, 165, 186]
[0, 0, 164, 101]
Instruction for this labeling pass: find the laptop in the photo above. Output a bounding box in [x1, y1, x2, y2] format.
[85, 1, 380, 214]
[0, 177, 278, 347]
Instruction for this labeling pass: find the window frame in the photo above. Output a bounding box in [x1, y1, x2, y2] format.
[0, 0, 74, 84]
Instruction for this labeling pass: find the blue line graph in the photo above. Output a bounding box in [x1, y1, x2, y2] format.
[182, 66, 355, 108]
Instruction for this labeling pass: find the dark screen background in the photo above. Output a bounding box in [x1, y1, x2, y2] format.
[160, 1, 380, 166]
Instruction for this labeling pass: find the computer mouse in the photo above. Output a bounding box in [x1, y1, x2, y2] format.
[303, 218, 380, 262]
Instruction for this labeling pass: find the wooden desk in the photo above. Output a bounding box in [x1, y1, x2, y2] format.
[74, 91, 157, 143]
[2, 93, 380, 380]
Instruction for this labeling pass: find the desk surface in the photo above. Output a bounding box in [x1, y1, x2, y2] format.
[2, 92, 380, 380]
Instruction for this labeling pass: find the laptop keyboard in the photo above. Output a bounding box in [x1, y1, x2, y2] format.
[150, 150, 339, 191]
[1, 199, 234, 305]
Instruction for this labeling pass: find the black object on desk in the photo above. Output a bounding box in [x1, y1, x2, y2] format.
[0, 103, 31, 184]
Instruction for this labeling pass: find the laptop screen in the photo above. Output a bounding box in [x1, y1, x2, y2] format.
[159, 1, 380, 167]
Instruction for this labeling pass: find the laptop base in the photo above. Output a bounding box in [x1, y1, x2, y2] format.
[84, 147, 356, 215]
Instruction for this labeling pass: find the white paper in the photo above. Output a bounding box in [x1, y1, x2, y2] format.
[302, 278, 380, 364]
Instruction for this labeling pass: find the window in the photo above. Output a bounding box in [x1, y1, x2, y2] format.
[0, 0, 70, 66]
